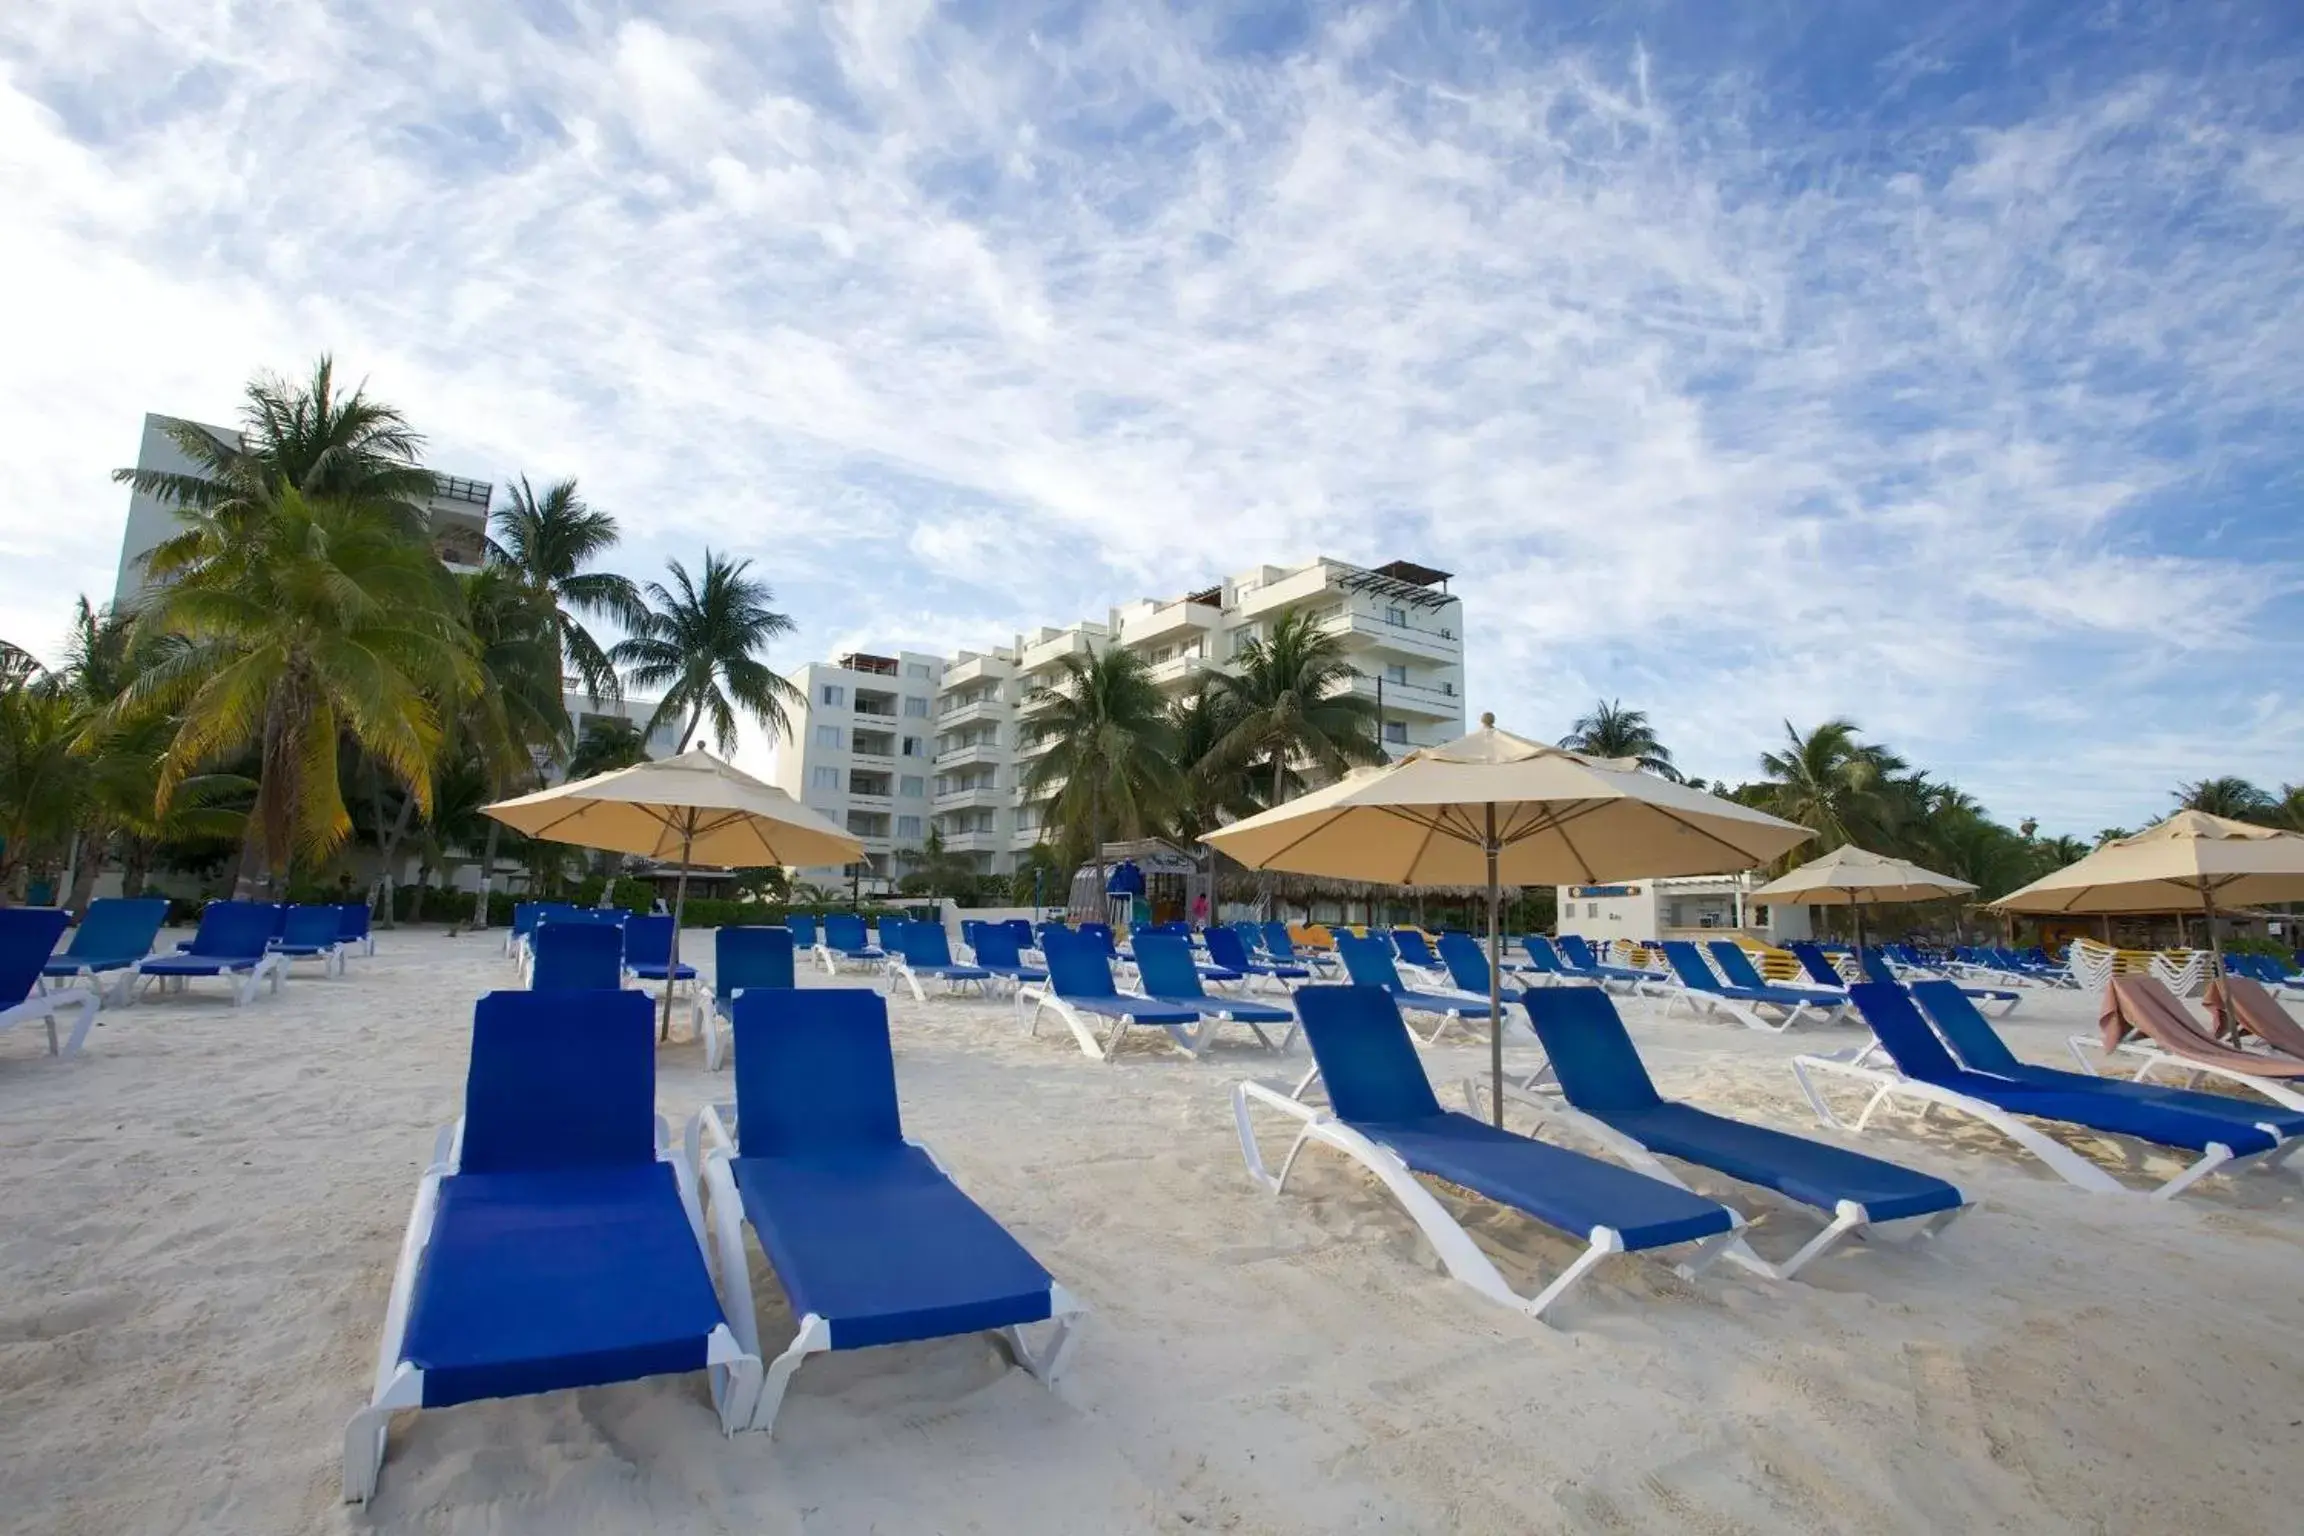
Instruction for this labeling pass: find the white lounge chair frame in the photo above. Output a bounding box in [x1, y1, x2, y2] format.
[885, 955, 991, 1004]
[274, 941, 348, 979]
[1464, 1077, 1968, 1281]
[1790, 1046, 2283, 1200]
[1013, 981, 1226, 1061]
[1662, 978, 1833, 1035]
[688, 1104, 1084, 1433]
[2064, 1036, 2304, 1113]
[1230, 1066, 1743, 1322]
[41, 960, 144, 1009]
[1, 985, 101, 1058]
[140, 951, 284, 1006]
[344, 1112, 763, 1503]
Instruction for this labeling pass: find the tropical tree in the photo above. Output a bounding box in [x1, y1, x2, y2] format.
[450, 565, 573, 925]
[111, 482, 475, 896]
[2174, 776, 2275, 821]
[612, 552, 804, 753]
[1755, 719, 1902, 854]
[1164, 679, 1260, 844]
[490, 476, 643, 703]
[1205, 607, 1383, 806]
[1006, 842, 1066, 906]
[2037, 834, 2090, 868]
[2267, 785, 2304, 835]
[1558, 698, 1682, 780]
[566, 716, 650, 780]
[896, 827, 978, 898]
[1019, 648, 1180, 907]
[0, 663, 84, 898]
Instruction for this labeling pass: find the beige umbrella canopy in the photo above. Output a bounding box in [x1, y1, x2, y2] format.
[485, 749, 862, 1036]
[1992, 810, 2304, 965]
[1748, 844, 1976, 952]
[1204, 715, 1811, 1124]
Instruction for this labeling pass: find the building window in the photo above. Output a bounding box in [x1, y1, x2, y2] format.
[904, 695, 928, 717]
[1441, 681, 1456, 696]
[1383, 663, 1407, 685]
[814, 725, 843, 750]
[820, 684, 845, 707]
[899, 775, 925, 798]
[897, 815, 922, 839]
[810, 766, 839, 790]
[1586, 902, 1599, 918]
[1384, 606, 1406, 627]
[905, 662, 933, 680]
[1384, 720, 1408, 744]
[901, 736, 925, 758]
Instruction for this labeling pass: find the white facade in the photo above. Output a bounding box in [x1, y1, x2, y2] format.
[771, 651, 946, 893]
[1555, 873, 1815, 945]
[113, 412, 493, 608]
[779, 556, 1466, 887]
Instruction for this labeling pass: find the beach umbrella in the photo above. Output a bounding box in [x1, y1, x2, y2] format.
[483, 748, 862, 1039]
[1747, 844, 1976, 956]
[1203, 714, 1811, 1125]
[1991, 810, 2304, 972]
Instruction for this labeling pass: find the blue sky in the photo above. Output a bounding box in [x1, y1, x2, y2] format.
[3, 0, 2299, 833]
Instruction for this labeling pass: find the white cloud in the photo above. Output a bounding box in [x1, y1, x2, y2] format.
[1, 2, 2298, 828]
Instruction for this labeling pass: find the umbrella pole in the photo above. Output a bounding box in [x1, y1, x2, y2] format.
[1486, 803, 1504, 1129]
[662, 812, 695, 1044]
[2201, 888, 2223, 978]
[1853, 902, 1865, 959]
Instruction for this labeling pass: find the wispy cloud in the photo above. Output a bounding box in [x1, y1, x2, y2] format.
[3, 1, 2299, 831]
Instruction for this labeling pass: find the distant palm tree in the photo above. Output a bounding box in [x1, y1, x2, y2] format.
[566, 716, 650, 780]
[1756, 719, 1899, 853]
[454, 565, 574, 924]
[2039, 834, 2090, 867]
[1558, 699, 1682, 780]
[490, 476, 643, 704]
[2174, 776, 2275, 822]
[112, 483, 474, 895]
[2268, 785, 2304, 835]
[2094, 827, 2132, 848]
[1019, 648, 1180, 907]
[896, 827, 978, 897]
[1206, 607, 1384, 806]
[1164, 679, 1260, 843]
[612, 552, 804, 754]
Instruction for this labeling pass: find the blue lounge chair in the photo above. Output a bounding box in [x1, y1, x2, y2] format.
[1388, 929, 1448, 981]
[1521, 988, 1967, 1279]
[271, 904, 349, 977]
[1785, 942, 1853, 990]
[818, 913, 884, 974]
[1552, 934, 1665, 995]
[529, 921, 627, 991]
[1335, 933, 1493, 1045]
[2, 907, 98, 1057]
[1077, 921, 1117, 955]
[1908, 980, 2304, 1140]
[965, 924, 1046, 996]
[503, 900, 573, 966]
[1205, 924, 1308, 990]
[336, 901, 374, 958]
[1855, 949, 2017, 1016]
[691, 987, 1083, 1431]
[1020, 930, 1202, 1061]
[1516, 936, 1600, 988]
[1259, 922, 1339, 978]
[1658, 941, 1839, 1033]
[887, 920, 992, 1002]
[623, 913, 700, 1000]
[698, 927, 797, 1072]
[42, 896, 166, 1005]
[138, 902, 286, 1005]
[1801, 982, 2285, 1199]
[343, 989, 760, 1501]
[1708, 940, 1842, 1002]
[1433, 931, 1527, 1004]
[1232, 985, 1742, 1319]
[1131, 934, 1292, 1054]
[786, 913, 819, 955]
[1130, 922, 1242, 987]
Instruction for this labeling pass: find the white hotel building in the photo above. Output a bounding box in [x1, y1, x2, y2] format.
[773, 557, 1466, 892]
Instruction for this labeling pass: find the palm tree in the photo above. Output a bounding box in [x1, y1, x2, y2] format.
[1206, 607, 1384, 806]
[2267, 785, 2304, 835]
[1755, 719, 1899, 854]
[1558, 699, 1682, 780]
[2174, 776, 2275, 821]
[112, 483, 475, 896]
[452, 565, 572, 925]
[490, 476, 643, 703]
[611, 552, 804, 753]
[566, 716, 650, 779]
[1019, 648, 1180, 907]
[0, 661, 84, 899]
[1165, 680, 1260, 844]
[114, 357, 439, 575]
[896, 827, 978, 897]
[2038, 834, 2090, 868]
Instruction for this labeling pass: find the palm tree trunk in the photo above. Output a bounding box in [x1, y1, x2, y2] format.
[121, 839, 153, 904]
[677, 700, 704, 754]
[374, 790, 417, 928]
[65, 828, 104, 916]
[1272, 753, 1286, 807]
[474, 818, 503, 929]
[1090, 774, 1105, 916]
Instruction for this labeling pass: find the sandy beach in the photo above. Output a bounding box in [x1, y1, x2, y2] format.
[5, 929, 2302, 1534]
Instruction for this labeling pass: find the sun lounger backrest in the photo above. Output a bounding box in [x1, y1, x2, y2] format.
[786, 914, 818, 947]
[1002, 919, 1033, 945]
[1434, 932, 1494, 994]
[281, 905, 342, 947]
[1202, 926, 1252, 971]
[1393, 931, 1439, 967]
[971, 925, 1025, 968]
[1522, 988, 1667, 1112]
[823, 914, 870, 951]
[901, 921, 958, 967]
[1335, 934, 1405, 991]
[531, 922, 626, 990]
[1558, 935, 1601, 969]
[1078, 922, 1116, 954]
[1658, 942, 1722, 991]
[511, 902, 542, 938]
[1261, 923, 1297, 958]
[622, 914, 674, 966]
[65, 897, 166, 960]
[1519, 935, 1569, 974]
[1134, 934, 1207, 998]
[1045, 931, 1118, 998]
[1786, 943, 1845, 987]
[0, 907, 72, 1004]
[1293, 986, 1444, 1122]
[731, 987, 903, 1156]
[1855, 950, 1898, 986]
[1847, 982, 1964, 1086]
[461, 989, 658, 1174]
[191, 901, 282, 957]
[1907, 980, 2024, 1074]
[716, 926, 797, 992]
[2202, 975, 2304, 1057]
[335, 903, 371, 942]
[1706, 941, 1773, 991]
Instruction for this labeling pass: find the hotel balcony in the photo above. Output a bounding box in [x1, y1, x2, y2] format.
[1320, 607, 1462, 663]
[932, 782, 1005, 810]
[1349, 673, 1464, 721]
[1144, 653, 1209, 689]
[1118, 595, 1222, 650]
[934, 736, 1003, 768]
[936, 696, 1006, 730]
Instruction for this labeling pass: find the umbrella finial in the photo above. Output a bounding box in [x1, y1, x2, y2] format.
[1480, 711, 1495, 728]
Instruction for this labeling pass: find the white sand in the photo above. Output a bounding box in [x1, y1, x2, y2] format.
[5, 931, 2303, 1534]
